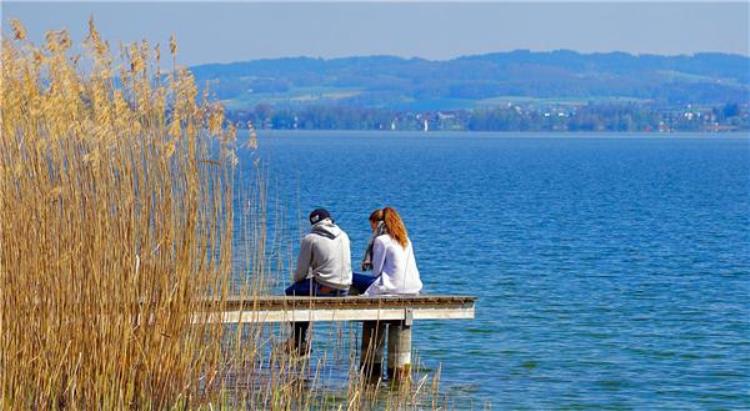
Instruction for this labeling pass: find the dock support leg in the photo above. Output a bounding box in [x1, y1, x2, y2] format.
[360, 321, 386, 380]
[387, 322, 412, 384]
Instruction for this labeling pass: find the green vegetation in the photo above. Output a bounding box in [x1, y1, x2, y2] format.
[227, 102, 749, 132]
[191, 51, 749, 132]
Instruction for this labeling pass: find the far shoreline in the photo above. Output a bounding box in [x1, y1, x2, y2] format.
[248, 129, 750, 139]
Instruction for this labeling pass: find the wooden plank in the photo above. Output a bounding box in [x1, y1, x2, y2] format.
[201, 295, 477, 311]
[193, 303, 475, 324]
[192, 294, 476, 324]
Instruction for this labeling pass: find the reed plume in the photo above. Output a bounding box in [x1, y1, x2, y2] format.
[1, 18, 440, 409]
[1, 18, 238, 408]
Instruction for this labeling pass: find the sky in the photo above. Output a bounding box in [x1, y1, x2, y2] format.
[2, 2, 749, 66]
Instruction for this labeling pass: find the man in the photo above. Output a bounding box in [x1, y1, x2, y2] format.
[284, 208, 352, 355]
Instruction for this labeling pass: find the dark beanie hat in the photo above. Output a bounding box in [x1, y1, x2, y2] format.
[309, 208, 332, 225]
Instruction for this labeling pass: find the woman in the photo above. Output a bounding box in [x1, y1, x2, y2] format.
[351, 209, 385, 294]
[360, 208, 386, 272]
[351, 207, 423, 296]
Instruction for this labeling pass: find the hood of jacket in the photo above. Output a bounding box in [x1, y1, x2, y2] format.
[311, 218, 342, 240]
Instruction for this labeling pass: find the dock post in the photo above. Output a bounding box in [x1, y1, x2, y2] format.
[387, 320, 412, 384]
[360, 321, 386, 380]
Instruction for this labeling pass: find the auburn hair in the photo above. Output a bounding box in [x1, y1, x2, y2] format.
[369, 208, 383, 223]
[382, 207, 408, 248]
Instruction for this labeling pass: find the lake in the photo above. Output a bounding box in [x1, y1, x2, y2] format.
[238, 131, 749, 408]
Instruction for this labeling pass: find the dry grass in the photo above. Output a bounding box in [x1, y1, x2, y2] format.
[1, 17, 244, 409]
[0, 19, 444, 409]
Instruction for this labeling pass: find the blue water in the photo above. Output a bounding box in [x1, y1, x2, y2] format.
[241, 131, 750, 408]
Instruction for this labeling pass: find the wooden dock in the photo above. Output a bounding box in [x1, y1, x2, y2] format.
[196, 295, 476, 383]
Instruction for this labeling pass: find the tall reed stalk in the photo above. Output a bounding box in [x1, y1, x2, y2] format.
[1, 19, 443, 409]
[1, 19, 243, 408]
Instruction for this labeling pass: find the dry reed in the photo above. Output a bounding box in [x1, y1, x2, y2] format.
[1, 19, 444, 410]
[1, 18, 241, 409]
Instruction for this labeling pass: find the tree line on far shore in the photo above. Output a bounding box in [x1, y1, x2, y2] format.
[227, 102, 749, 132]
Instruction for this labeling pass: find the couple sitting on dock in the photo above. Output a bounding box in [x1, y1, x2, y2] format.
[283, 206, 423, 355]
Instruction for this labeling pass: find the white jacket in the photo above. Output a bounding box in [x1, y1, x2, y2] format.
[364, 234, 422, 296]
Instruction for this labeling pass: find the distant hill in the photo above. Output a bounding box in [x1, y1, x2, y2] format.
[190, 50, 750, 112]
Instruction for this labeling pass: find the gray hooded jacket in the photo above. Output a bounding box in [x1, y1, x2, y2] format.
[293, 219, 353, 290]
